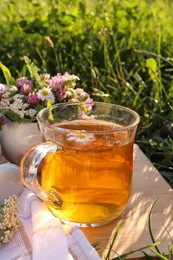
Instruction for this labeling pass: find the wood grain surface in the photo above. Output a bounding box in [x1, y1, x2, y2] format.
[83, 144, 173, 259]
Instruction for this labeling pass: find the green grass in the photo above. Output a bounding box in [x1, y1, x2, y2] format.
[0, 0, 172, 186]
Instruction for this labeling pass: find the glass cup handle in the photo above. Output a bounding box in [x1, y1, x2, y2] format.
[20, 141, 63, 208]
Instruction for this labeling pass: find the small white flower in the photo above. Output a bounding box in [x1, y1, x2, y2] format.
[0, 97, 10, 109]
[67, 131, 95, 144]
[27, 109, 37, 117]
[66, 90, 73, 98]
[13, 94, 24, 100]
[3, 91, 11, 97]
[75, 88, 85, 95]
[18, 110, 25, 118]
[37, 87, 55, 104]
[0, 196, 19, 245]
[9, 98, 29, 118]
[63, 74, 79, 83]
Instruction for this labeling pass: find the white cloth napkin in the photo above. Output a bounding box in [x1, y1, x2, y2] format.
[19, 189, 101, 260]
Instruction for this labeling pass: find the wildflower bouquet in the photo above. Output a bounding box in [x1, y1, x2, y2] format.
[0, 56, 92, 126]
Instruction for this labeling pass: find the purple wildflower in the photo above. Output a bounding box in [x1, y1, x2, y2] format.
[62, 72, 71, 81]
[74, 88, 93, 110]
[54, 88, 67, 99]
[27, 93, 41, 108]
[49, 73, 64, 90]
[84, 97, 93, 110]
[0, 84, 7, 99]
[75, 88, 93, 102]
[17, 77, 33, 95]
[0, 114, 9, 125]
[49, 74, 66, 99]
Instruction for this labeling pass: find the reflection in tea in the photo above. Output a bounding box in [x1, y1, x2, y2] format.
[41, 120, 133, 224]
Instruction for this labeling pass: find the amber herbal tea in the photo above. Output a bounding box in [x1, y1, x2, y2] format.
[41, 119, 133, 224]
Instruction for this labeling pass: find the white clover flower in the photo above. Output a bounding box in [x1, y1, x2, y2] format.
[13, 94, 24, 100]
[26, 108, 37, 117]
[0, 97, 10, 109]
[17, 110, 25, 118]
[0, 91, 9, 98]
[0, 196, 19, 245]
[9, 98, 29, 118]
[3, 91, 11, 97]
[37, 87, 55, 104]
[10, 100, 26, 110]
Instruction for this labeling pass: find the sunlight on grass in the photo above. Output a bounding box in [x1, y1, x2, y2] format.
[0, 0, 172, 186]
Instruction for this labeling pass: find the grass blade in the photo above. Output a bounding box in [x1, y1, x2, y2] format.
[110, 242, 160, 260]
[105, 220, 123, 260]
[149, 248, 168, 260]
[148, 197, 161, 254]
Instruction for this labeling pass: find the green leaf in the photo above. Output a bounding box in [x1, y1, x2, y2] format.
[34, 104, 44, 112]
[0, 62, 15, 85]
[47, 100, 52, 107]
[23, 56, 45, 88]
[4, 110, 36, 123]
[79, 96, 88, 102]
[46, 100, 54, 121]
[4, 111, 22, 122]
[18, 117, 37, 123]
[48, 106, 54, 122]
[70, 88, 77, 100]
[80, 104, 88, 114]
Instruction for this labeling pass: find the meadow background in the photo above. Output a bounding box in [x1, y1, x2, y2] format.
[0, 0, 172, 186]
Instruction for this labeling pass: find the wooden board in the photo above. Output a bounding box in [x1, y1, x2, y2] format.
[1, 143, 172, 259]
[82, 144, 173, 259]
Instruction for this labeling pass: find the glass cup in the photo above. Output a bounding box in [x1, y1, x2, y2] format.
[20, 102, 140, 227]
